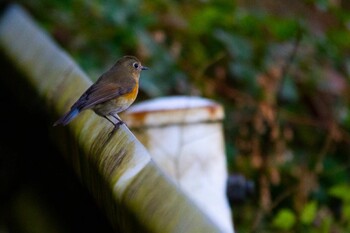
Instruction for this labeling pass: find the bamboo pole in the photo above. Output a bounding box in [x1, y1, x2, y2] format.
[0, 4, 223, 233]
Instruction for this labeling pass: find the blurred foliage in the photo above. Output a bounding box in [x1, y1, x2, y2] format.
[16, 0, 350, 232]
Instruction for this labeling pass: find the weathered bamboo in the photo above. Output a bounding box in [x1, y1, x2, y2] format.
[0, 4, 223, 233]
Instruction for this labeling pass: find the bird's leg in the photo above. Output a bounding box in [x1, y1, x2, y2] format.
[110, 114, 125, 131]
[104, 116, 116, 126]
[104, 115, 122, 138]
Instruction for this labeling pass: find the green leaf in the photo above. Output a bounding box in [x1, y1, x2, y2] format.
[272, 209, 296, 230]
[321, 218, 332, 233]
[300, 201, 318, 225]
[343, 204, 350, 220]
[329, 184, 350, 202]
[280, 75, 299, 102]
[215, 30, 253, 61]
[268, 18, 300, 40]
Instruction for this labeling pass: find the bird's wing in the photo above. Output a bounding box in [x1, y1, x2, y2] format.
[72, 81, 135, 111]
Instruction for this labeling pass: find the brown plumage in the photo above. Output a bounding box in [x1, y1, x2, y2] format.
[53, 55, 148, 130]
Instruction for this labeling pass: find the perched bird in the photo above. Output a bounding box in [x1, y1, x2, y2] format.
[53, 55, 148, 131]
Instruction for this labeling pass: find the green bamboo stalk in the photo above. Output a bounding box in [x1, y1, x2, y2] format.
[0, 4, 223, 233]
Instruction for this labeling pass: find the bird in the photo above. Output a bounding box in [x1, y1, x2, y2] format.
[53, 55, 148, 131]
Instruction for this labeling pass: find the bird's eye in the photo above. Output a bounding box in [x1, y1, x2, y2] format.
[133, 62, 139, 69]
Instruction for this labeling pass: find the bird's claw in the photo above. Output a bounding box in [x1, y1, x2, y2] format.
[108, 121, 124, 138]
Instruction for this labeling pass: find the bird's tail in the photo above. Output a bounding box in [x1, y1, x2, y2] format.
[53, 108, 79, 126]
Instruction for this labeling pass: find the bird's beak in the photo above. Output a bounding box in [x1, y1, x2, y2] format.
[141, 66, 149, 70]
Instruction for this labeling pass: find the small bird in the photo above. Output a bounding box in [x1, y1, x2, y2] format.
[53, 55, 148, 131]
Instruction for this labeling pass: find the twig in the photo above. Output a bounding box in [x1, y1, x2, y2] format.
[276, 26, 303, 106]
